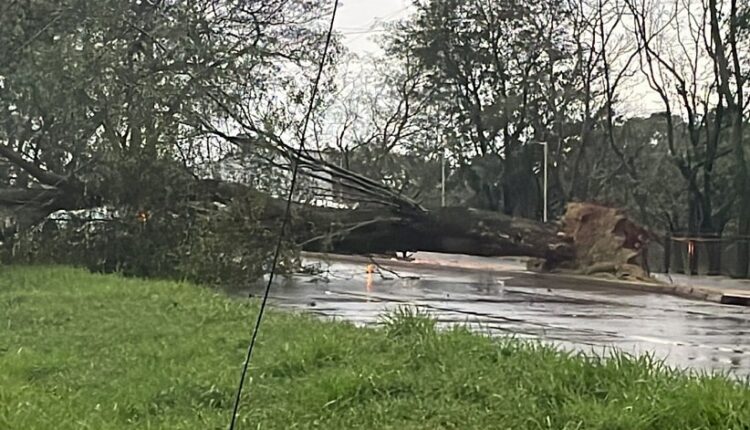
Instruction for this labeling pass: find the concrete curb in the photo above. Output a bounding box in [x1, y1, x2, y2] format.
[538, 272, 750, 306]
[521, 272, 719, 302]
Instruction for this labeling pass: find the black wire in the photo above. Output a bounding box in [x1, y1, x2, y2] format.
[226, 1, 339, 428]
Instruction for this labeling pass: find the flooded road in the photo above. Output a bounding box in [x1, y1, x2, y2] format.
[233, 253, 750, 378]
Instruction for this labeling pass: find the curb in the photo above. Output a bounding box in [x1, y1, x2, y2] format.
[487, 271, 750, 307]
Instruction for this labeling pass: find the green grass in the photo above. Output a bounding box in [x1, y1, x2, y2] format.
[1, 266, 749, 429]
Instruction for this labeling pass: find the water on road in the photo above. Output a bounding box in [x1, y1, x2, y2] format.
[230, 253, 750, 378]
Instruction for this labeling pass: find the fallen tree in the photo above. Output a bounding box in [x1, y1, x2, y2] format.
[285, 200, 651, 278]
[0, 108, 652, 280]
[287, 204, 573, 263]
[203, 176, 650, 278]
[218, 132, 652, 276]
[1, 137, 652, 280]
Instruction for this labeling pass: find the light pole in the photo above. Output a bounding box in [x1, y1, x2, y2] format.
[441, 148, 446, 207]
[534, 142, 548, 223]
[437, 126, 446, 207]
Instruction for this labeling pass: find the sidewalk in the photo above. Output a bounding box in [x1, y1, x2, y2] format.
[653, 272, 750, 291]
[652, 273, 750, 306]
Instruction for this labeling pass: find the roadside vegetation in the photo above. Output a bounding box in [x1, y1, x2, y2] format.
[1, 266, 749, 429]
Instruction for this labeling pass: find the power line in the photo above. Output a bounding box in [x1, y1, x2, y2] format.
[337, 4, 411, 33]
[339, 4, 412, 43]
[225, 1, 340, 429]
[341, 28, 387, 35]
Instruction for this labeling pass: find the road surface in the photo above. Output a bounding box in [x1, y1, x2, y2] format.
[229, 253, 750, 378]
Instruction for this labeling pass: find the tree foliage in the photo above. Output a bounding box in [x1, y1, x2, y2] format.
[0, 0, 334, 281]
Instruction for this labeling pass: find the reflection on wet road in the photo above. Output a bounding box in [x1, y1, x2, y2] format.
[233, 255, 750, 378]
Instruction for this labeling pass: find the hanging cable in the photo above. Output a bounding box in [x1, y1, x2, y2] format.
[226, 1, 340, 428]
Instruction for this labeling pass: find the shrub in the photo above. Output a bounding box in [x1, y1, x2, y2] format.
[4, 192, 297, 286]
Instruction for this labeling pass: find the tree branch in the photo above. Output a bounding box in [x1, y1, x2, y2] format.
[0, 145, 68, 187]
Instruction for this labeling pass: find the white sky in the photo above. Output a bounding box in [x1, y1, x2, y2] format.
[332, 0, 667, 115]
[334, 0, 413, 55]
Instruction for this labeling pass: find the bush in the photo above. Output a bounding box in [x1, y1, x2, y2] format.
[4, 192, 297, 286]
[178, 192, 299, 287]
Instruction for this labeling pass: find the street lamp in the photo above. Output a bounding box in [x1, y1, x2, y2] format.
[532, 142, 548, 223]
[437, 126, 446, 207]
[441, 147, 446, 207]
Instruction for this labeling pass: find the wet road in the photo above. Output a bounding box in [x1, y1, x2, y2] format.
[233, 253, 750, 378]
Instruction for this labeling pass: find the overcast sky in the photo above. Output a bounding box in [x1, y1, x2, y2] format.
[334, 0, 413, 55]
[331, 0, 664, 115]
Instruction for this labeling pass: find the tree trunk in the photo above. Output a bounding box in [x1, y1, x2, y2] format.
[278, 200, 650, 278]
[731, 115, 750, 278]
[276, 203, 574, 264]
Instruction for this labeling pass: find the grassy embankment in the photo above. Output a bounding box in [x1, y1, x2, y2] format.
[1, 266, 749, 429]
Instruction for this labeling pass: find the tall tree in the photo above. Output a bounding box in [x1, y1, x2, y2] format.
[0, 0, 333, 230]
[385, 0, 583, 217]
[706, 0, 749, 275]
[625, 0, 735, 240]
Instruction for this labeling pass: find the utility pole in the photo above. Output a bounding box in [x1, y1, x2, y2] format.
[441, 150, 446, 207]
[532, 141, 548, 222]
[543, 141, 548, 223]
[438, 127, 446, 207]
